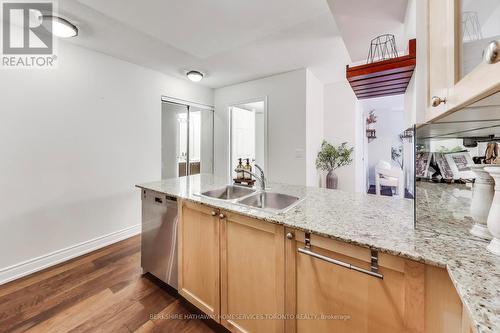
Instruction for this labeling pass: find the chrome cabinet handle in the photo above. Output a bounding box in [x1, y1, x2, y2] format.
[298, 233, 383, 279]
[286, 232, 294, 240]
[484, 40, 500, 64]
[298, 248, 384, 279]
[431, 96, 446, 107]
[219, 213, 225, 219]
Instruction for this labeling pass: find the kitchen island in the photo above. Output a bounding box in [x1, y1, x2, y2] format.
[137, 174, 500, 333]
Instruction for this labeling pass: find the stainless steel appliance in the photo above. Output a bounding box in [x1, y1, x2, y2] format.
[140, 189, 178, 289]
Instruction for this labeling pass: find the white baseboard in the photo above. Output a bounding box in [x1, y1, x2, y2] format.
[0, 224, 141, 286]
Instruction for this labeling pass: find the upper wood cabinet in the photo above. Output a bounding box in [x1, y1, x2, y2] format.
[427, 0, 500, 122]
[178, 201, 220, 321]
[220, 212, 285, 333]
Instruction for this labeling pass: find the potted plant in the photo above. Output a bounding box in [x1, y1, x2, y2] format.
[316, 140, 354, 189]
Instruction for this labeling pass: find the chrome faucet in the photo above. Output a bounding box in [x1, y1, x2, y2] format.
[235, 163, 266, 190]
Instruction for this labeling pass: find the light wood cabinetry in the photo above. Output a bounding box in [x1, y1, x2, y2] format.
[284, 229, 424, 333]
[178, 200, 285, 332]
[426, 0, 500, 122]
[424, 265, 478, 333]
[178, 201, 220, 321]
[179, 201, 475, 333]
[220, 212, 285, 333]
[427, 0, 458, 120]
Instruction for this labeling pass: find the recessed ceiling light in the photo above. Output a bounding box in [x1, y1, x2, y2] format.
[42, 15, 78, 38]
[186, 71, 204, 82]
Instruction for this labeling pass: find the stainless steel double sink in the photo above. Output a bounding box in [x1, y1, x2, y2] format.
[200, 185, 301, 212]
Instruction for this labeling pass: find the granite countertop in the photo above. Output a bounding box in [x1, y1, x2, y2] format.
[136, 174, 500, 333]
[416, 181, 476, 239]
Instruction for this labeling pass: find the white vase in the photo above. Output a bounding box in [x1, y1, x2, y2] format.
[484, 167, 500, 255]
[469, 165, 494, 239]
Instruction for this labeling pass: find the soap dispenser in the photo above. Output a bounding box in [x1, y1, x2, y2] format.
[244, 158, 252, 180]
[236, 158, 244, 180]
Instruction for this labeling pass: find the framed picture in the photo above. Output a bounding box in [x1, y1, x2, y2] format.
[433, 153, 454, 180]
[444, 151, 475, 180]
[416, 152, 431, 178]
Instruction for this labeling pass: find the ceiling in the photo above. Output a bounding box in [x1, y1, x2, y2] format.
[326, 0, 409, 63]
[58, 0, 350, 88]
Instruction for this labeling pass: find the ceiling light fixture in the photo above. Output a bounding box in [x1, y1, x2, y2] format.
[186, 71, 204, 82]
[42, 15, 78, 38]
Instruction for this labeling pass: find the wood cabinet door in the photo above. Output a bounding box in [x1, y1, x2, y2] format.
[426, 0, 500, 122]
[285, 230, 424, 333]
[220, 212, 285, 333]
[426, 0, 459, 121]
[178, 201, 220, 321]
[424, 266, 464, 333]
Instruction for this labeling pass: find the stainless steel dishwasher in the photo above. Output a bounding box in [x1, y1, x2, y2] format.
[140, 189, 178, 289]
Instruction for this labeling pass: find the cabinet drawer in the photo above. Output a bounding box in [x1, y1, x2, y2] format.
[285, 230, 424, 333]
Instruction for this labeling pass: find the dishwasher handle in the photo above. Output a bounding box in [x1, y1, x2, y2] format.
[143, 189, 177, 205]
[298, 232, 383, 280]
[155, 195, 177, 204]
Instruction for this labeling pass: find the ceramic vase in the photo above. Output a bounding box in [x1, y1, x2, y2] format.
[469, 165, 494, 240]
[326, 170, 338, 189]
[484, 167, 500, 255]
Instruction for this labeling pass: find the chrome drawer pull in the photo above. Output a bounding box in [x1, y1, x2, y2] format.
[298, 233, 384, 280]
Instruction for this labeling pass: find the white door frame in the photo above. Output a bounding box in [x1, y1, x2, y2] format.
[227, 96, 269, 183]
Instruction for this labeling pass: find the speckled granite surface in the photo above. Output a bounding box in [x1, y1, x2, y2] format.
[416, 181, 500, 333]
[416, 181, 477, 239]
[137, 174, 500, 333]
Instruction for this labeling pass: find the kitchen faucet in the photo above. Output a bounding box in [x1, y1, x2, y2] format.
[234, 163, 266, 190]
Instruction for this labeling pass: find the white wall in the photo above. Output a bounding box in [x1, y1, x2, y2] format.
[0, 41, 213, 281]
[305, 70, 325, 187]
[214, 70, 307, 185]
[255, 111, 265, 168]
[402, 0, 420, 196]
[323, 81, 362, 192]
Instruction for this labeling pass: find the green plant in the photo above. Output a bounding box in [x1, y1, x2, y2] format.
[316, 140, 354, 172]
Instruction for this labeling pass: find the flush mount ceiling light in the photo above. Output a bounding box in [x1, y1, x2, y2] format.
[186, 71, 204, 82]
[42, 15, 78, 38]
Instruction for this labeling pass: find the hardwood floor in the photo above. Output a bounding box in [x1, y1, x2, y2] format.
[0, 236, 226, 333]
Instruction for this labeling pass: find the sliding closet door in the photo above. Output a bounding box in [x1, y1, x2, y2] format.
[188, 107, 214, 176]
[161, 102, 214, 179]
[161, 102, 189, 178]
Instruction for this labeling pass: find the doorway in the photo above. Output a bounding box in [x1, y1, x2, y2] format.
[161, 98, 214, 178]
[360, 96, 407, 196]
[228, 99, 267, 181]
